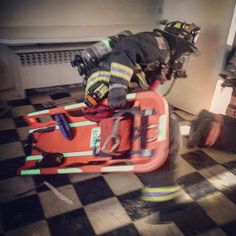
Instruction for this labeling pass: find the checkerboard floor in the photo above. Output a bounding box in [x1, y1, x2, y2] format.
[0, 85, 236, 236]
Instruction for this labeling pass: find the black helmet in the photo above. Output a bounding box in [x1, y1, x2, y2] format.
[154, 21, 201, 55]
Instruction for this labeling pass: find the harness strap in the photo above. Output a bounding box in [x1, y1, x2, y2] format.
[140, 109, 155, 150]
[140, 116, 148, 149]
[53, 114, 73, 140]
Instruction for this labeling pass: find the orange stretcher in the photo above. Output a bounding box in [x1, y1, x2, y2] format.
[18, 89, 169, 175]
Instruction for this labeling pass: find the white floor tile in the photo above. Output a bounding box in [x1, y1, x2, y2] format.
[197, 192, 236, 225]
[0, 176, 36, 203]
[85, 197, 131, 235]
[0, 142, 24, 160]
[39, 184, 82, 218]
[104, 173, 143, 196]
[200, 165, 236, 191]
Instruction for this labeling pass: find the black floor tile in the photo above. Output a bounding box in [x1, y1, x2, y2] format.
[33, 104, 47, 111]
[14, 116, 28, 128]
[47, 208, 95, 236]
[182, 150, 217, 170]
[0, 156, 25, 180]
[118, 190, 158, 221]
[0, 129, 19, 145]
[33, 175, 71, 192]
[73, 176, 114, 205]
[160, 202, 217, 235]
[222, 186, 236, 205]
[8, 98, 31, 107]
[137, 163, 176, 187]
[177, 172, 217, 200]
[223, 160, 236, 175]
[50, 92, 71, 100]
[0, 108, 12, 119]
[21, 140, 31, 156]
[221, 220, 236, 236]
[1, 194, 44, 231]
[100, 224, 140, 236]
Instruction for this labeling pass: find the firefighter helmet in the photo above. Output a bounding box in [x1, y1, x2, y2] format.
[155, 21, 201, 54]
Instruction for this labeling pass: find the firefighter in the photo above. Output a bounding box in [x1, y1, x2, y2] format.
[188, 45, 236, 153]
[83, 21, 201, 109]
[74, 20, 201, 205]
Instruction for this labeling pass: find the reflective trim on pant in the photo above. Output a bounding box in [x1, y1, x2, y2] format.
[111, 62, 133, 82]
[230, 96, 236, 106]
[205, 122, 221, 147]
[142, 185, 181, 202]
[226, 106, 236, 119]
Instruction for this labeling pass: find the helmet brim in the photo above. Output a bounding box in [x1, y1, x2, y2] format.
[154, 29, 200, 55]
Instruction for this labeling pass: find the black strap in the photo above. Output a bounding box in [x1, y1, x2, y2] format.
[140, 115, 148, 149]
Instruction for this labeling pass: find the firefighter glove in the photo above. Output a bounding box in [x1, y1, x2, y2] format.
[108, 84, 127, 109]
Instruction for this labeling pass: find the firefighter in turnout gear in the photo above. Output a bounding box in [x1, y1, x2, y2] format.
[188, 45, 236, 153]
[72, 20, 201, 204]
[79, 21, 201, 108]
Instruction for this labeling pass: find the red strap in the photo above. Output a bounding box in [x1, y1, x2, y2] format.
[84, 105, 114, 122]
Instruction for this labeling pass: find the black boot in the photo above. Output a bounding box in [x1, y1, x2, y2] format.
[187, 110, 213, 148]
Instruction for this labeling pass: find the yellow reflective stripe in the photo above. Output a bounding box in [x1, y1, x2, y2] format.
[89, 71, 110, 79]
[111, 71, 131, 82]
[111, 63, 133, 82]
[86, 77, 109, 93]
[142, 185, 180, 193]
[135, 72, 148, 89]
[174, 22, 182, 28]
[90, 71, 100, 78]
[126, 93, 136, 99]
[112, 63, 133, 74]
[88, 72, 110, 83]
[143, 194, 177, 202]
[134, 64, 148, 88]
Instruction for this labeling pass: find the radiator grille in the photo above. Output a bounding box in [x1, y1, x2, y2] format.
[17, 50, 82, 66]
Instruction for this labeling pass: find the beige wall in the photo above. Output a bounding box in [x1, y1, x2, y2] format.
[0, 0, 162, 42]
[159, 0, 235, 115]
[0, 0, 163, 98]
[0, 0, 159, 27]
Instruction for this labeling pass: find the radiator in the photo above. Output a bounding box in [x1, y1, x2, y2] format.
[14, 43, 93, 90]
